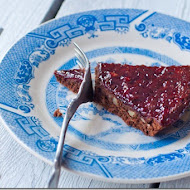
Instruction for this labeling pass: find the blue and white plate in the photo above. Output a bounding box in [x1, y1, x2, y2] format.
[1, 9, 190, 183]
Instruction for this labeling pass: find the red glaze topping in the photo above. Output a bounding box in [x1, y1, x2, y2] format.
[54, 69, 84, 82]
[97, 63, 190, 126]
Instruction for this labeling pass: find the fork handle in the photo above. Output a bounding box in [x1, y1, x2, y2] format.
[48, 98, 81, 188]
[48, 168, 60, 188]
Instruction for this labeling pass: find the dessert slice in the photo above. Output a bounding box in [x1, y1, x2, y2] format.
[95, 63, 190, 136]
[54, 69, 84, 93]
[54, 63, 190, 136]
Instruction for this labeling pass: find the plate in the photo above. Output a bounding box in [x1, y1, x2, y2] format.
[1, 9, 190, 183]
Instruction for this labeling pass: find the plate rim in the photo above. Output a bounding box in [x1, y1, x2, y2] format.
[3, 118, 190, 184]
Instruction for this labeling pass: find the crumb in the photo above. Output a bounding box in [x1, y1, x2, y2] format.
[53, 109, 62, 117]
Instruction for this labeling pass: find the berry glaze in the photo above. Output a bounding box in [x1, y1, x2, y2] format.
[97, 63, 190, 126]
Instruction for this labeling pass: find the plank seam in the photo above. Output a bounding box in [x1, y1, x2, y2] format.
[41, 0, 65, 23]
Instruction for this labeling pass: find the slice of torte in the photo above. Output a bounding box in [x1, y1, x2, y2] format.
[54, 63, 190, 136]
[54, 69, 84, 93]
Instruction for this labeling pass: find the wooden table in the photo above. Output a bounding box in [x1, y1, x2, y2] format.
[1, 0, 190, 188]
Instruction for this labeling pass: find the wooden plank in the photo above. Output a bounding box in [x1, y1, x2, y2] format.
[41, 0, 64, 23]
[122, 0, 190, 21]
[0, 0, 59, 188]
[0, 0, 55, 62]
[159, 176, 190, 188]
[56, 0, 124, 18]
[56, 0, 190, 19]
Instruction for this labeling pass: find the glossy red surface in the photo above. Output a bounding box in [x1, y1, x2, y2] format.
[97, 63, 190, 126]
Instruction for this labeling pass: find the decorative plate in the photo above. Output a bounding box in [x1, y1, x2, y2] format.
[1, 9, 190, 183]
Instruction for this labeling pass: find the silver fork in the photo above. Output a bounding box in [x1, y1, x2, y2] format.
[48, 42, 93, 188]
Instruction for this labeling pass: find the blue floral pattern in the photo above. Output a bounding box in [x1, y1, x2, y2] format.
[135, 23, 174, 42]
[135, 21, 190, 51]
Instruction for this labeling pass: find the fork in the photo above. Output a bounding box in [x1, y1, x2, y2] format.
[48, 42, 93, 188]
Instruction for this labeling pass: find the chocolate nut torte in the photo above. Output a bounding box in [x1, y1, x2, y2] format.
[54, 63, 190, 136]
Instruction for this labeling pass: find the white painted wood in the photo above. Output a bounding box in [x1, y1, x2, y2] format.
[57, 0, 190, 19]
[56, 0, 124, 18]
[0, 0, 55, 62]
[0, 0, 56, 188]
[1, 0, 190, 188]
[159, 176, 190, 188]
[122, 0, 190, 21]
